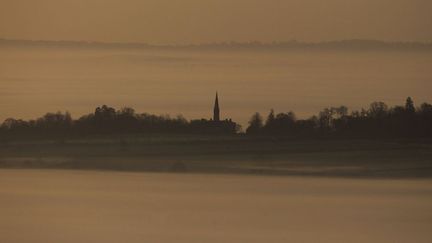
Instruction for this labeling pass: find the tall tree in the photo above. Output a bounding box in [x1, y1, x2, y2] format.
[265, 109, 275, 127]
[405, 97, 415, 113]
[246, 112, 264, 134]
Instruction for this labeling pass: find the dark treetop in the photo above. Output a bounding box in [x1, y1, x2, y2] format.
[1, 97, 431, 140]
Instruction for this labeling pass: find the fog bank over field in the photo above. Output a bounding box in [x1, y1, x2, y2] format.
[2, 39, 432, 50]
[1, 170, 431, 243]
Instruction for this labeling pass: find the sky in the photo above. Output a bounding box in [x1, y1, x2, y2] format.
[1, 0, 432, 44]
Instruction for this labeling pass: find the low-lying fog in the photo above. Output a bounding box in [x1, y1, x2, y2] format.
[1, 47, 431, 125]
[1, 169, 431, 243]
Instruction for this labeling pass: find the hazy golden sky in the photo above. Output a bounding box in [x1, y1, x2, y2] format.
[1, 0, 431, 44]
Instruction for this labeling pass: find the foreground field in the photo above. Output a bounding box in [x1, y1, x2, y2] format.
[1, 169, 431, 243]
[1, 136, 431, 178]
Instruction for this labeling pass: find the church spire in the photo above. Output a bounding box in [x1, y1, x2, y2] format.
[213, 92, 220, 122]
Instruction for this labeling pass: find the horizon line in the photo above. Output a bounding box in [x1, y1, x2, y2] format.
[2, 37, 432, 48]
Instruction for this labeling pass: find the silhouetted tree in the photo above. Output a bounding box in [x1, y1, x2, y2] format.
[334, 106, 348, 118]
[265, 109, 275, 127]
[369, 102, 388, 118]
[244, 97, 432, 138]
[319, 108, 333, 130]
[2, 98, 432, 139]
[246, 112, 263, 134]
[419, 103, 432, 118]
[405, 97, 415, 114]
[272, 112, 296, 133]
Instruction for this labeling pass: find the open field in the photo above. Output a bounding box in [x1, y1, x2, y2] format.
[1, 136, 431, 178]
[1, 169, 431, 243]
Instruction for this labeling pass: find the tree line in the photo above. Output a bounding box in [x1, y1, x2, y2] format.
[1, 97, 431, 139]
[0, 105, 240, 139]
[246, 97, 432, 138]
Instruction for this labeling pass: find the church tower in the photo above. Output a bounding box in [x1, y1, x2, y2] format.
[213, 92, 220, 122]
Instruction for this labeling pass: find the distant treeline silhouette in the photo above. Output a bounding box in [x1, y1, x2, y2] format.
[1, 97, 431, 139]
[246, 97, 432, 138]
[0, 105, 240, 138]
[2, 38, 432, 51]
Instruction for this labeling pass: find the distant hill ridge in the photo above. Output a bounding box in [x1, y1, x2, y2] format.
[1, 38, 432, 51]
